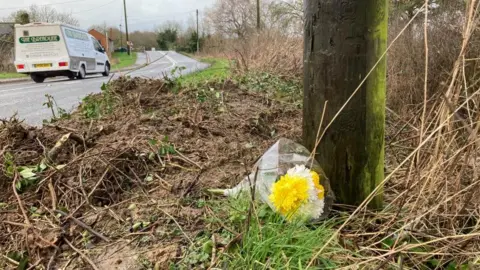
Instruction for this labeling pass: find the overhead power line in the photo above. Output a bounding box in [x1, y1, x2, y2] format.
[0, 0, 87, 11]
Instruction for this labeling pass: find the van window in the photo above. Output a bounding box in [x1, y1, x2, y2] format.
[92, 39, 103, 52]
[65, 29, 89, 41]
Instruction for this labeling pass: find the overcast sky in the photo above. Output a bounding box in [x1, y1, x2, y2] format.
[0, 0, 216, 31]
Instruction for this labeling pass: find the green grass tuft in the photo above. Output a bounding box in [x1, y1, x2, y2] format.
[177, 58, 230, 87]
[111, 52, 138, 71]
[0, 73, 28, 79]
[178, 196, 351, 269]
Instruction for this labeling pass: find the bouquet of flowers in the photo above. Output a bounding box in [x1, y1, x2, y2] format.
[269, 165, 326, 221]
[217, 138, 334, 222]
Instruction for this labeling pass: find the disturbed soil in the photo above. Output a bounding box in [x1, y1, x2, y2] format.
[0, 78, 301, 269]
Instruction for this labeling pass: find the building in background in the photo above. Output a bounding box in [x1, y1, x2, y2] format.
[88, 29, 114, 55]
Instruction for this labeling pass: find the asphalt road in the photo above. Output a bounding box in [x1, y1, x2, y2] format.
[0, 51, 208, 126]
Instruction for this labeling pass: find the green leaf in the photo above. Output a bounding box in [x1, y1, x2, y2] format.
[6, 166, 14, 177]
[58, 206, 69, 214]
[18, 256, 29, 270]
[215, 92, 221, 99]
[446, 261, 457, 270]
[15, 181, 22, 191]
[19, 167, 36, 179]
[257, 205, 269, 218]
[0, 202, 8, 208]
[381, 238, 395, 248]
[428, 259, 440, 267]
[145, 174, 154, 182]
[132, 222, 143, 231]
[148, 139, 158, 146]
[101, 83, 107, 91]
[319, 257, 337, 268]
[39, 162, 47, 171]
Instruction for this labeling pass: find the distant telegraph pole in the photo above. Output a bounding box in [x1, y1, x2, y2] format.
[119, 23, 123, 49]
[196, 9, 200, 54]
[256, 0, 260, 30]
[123, 0, 130, 55]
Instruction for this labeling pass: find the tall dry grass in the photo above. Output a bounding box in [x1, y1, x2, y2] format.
[203, 1, 480, 267]
[202, 30, 303, 78]
[308, 2, 480, 268]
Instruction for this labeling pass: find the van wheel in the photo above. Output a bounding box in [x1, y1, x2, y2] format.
[77, 65, 86, 79]
[102, 63, 110, 76]
[30, 74, 45, 83]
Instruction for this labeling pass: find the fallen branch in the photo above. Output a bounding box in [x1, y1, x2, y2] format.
[0, 145, 8, 158]
[26, 259, 42, 270]
[2, 255, 19, 266]
[157, 207, 193, 245]
[48, 179, 57, 211]
[182, 169, 205, 197]
[44, 124, 78, 133]
[47, 247, 59, 270]
[12, 173, 31, 227]
[55, 209, 111, 243]
[64, 239, 100, 270]
[46, 133, 72, 163]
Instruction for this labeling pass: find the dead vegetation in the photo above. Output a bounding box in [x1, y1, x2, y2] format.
[2, 0, 480, 268]
[0, 77, 301, 269]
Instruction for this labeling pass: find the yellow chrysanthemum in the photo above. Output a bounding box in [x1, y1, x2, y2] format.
[269, 174, 309, 218]
[310, 171, 325, 200]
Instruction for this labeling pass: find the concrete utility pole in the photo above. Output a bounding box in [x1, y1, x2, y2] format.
[123, 0, 130, 55]
[256, 0, 261, 30]
[303, 0, 388, 208]
[196, 9, 200, 54]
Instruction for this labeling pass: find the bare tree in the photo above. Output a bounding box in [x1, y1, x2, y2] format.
[206, 0, 256, 38]
[5, 5, 79, 26]
[267, 0, 303, 35]
[205, 0, 304, 38]
[155, 20, 183, 34]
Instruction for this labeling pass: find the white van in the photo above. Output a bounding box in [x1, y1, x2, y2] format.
[14, 23, 110, 83]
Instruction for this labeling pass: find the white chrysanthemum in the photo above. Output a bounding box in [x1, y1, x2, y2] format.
[286, 165, 325, 220]
[286, 165, 313, 181]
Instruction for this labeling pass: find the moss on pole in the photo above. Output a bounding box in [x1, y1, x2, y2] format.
[303, 0, 388, 208]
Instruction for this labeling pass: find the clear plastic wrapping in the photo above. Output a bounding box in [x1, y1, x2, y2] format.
[223, 138, 335, 220]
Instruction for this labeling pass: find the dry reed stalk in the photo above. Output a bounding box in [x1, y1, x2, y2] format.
[306, 1, 480, 268]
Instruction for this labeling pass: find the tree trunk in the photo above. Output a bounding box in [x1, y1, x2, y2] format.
[303, 0, 388, 208]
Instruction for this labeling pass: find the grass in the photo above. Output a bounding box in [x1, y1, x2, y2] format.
[0, 72, 27, 79]
[176, 58, 230, 87]
[111, 52, 138, 71]
[177, 51, 196, 59]
[177, 196, 351, 269]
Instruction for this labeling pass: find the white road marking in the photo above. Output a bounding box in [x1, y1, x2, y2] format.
[163, 52, 177, 69]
